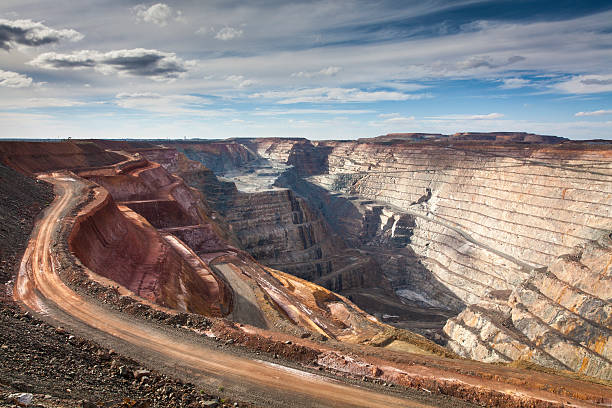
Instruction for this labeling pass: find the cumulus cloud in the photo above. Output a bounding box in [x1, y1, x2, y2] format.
[575, 109, 612, 117]
[554, 75, 612, 94]
[0, 69, 33, 88]
[0, 18, 83, 50]
[29, 48, 189, 81]
[251, 87, 430, 104]
[291, 66, 342, 78]
[134, 3, 183, 26]
[215, 27, 243, 40]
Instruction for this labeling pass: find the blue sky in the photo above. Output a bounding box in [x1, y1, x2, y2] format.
[1, 0, 611, 140]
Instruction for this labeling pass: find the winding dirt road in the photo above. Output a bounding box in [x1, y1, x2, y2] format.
[14, 173, 448, 408]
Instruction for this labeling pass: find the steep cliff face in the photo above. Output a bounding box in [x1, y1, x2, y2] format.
[142, 147, 389, 296]
[72, 158, 236, 315]
[322, 142, 611, 292]
[227, 136, 612, 379]
[166, 141, 259, 173]
[445, 233, 612, 380]
[69, 185, 231, 316]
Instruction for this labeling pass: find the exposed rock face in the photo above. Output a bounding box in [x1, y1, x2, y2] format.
[71, 161, 232, 316]
[6, 137, 608, 379]
[140, 148, 389, 296]
[25, 143, 417, 348]
[221, 136, 612, 379]
[446, 233, 612, 380]
[166, 141, 258, 173]
[369, 132, 567, 144]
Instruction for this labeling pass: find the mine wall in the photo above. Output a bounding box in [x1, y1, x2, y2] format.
[230, 137, 612, 380]
[59, 138, 611, 380]
[166, 141, 259, 173]
[140, 147, 392, 293]
[81, 147, 414, 346]
[141, 147, 435, 333]
[2, 138, 611, 381]
[69, 185, 230, 316]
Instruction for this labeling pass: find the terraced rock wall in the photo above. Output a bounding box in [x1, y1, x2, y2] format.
[167, 141, 258, 173]
[245, 138, 612, 379]
[222, 188, 386, 292]
[316, 142, 612, 300]
[69, 189, 229, 316]
[142, 147, 389, 295]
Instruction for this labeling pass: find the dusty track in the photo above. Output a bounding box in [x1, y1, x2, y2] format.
[12, 173, 451, 408]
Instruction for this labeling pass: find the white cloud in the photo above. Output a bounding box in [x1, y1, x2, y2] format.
[250, 87, 430, 104]
[500, 78, 531, 89]
[554, 75, 612, 94]
[29, 48, 190, 81]
[0, 97, 84, 109]
[215, 27, 243, 40]
[378, 82, 428, 92]
[383, 116, 415, 123]
[369, 113, 415, 127]
[0, 18, 83, 50]
[226, 75, 257, 88]
[0, 70, 33, 88]
[134, 3, 181, 27]
[575, 109, 612, 117]
[291, 66, 342, 78]
[456, 55, 525, 70]
[195, 26, 213, 35]
[253, 108, 373, 116]
[114, 92, 214, 115]
[428, 113, 505, 120]
[238, 79, 256, 88]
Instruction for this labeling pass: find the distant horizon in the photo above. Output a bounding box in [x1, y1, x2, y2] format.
[6, 131, 612, 143]
[1, 1, 611, 140]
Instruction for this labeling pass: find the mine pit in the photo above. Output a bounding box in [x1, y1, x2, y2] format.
[2, 136, 611, 407]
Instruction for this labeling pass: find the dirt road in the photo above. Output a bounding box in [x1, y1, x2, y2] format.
[13, 173, 447, 408]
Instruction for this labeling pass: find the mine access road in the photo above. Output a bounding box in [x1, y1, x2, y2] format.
[13, 172, 459, 408]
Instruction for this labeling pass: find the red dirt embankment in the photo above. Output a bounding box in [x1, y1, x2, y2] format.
[69, 185, 230, 316]
[0, 141, 125, 175]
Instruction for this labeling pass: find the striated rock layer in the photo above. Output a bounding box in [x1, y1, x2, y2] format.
[71, 161, 233, 316]
[143, 147, 392, 297]
[221, 136, 612, 379]
[57, 143, 426, 349]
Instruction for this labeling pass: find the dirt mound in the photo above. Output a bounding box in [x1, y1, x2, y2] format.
[0, 163, 53, 284]
[0, 141, 125, 175]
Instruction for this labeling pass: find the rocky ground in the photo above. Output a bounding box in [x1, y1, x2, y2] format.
[0, 303, 244, 408]
[0, 163, 53, 285]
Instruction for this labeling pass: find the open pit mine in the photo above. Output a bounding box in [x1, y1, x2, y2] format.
[0, 133, 611, 407]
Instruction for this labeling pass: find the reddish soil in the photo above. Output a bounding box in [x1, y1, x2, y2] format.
[0, 141, 125, 175]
